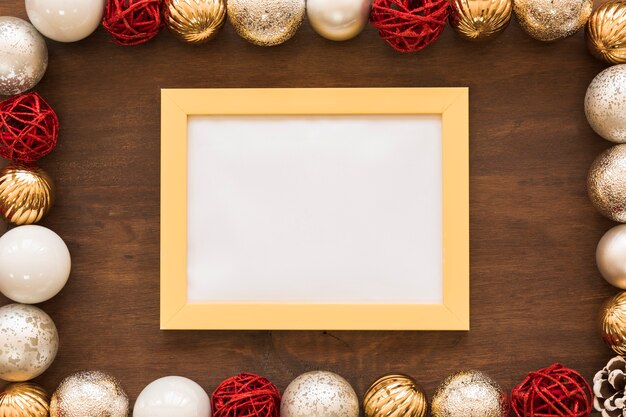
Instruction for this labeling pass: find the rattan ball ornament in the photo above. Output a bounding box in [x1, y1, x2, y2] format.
[588, 145, 626, 222]
[227, 0, 305, 46]
[585, 65, 626, 143]
[586, 0, 626, 64]
[363, 374, 427, 417]
[600, 291, 626, 355]
[513, 0, 593, 41]
[0, 383, 49, 417]
[102, 0, 165, 46]
[449, 0, 512, 40]
[0, 163, 54, 225]
[212, 373, 280, 417]
[164, 0, 226, 43]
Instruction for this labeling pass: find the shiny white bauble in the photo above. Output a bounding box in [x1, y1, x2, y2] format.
[133, 376, 211, 417]
[597, 224, 626, 288]
[307, 0, 371, 41]
[25, 0, 106, 42]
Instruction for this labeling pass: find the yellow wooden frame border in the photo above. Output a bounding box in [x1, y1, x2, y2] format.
[161, 88, 469, 330]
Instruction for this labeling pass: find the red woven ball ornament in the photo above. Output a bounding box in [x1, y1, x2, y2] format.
[370, 0, 449, 53]
[211, 373, 281, 417]
[510, 363, 592, 417]
[102, 0, 164, 46]
[0, 92, 59, 163]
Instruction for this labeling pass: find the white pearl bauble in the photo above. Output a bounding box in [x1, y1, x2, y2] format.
[0, 303, 58, 381]
[0, 225, 71, 304]
[585, 64, 626, 143]
[25, 0, 106, 42]
[133, 376, 211, 417]
[597, 224, 626, 288]
[307, 0, 371, 41]
[281, 371, 359, 417]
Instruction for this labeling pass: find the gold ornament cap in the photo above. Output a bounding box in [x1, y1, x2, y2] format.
[363, 374, 427, 417]
[0, 383, 49, 417]
[513, 0, 593, 41]
[586, 0, 626, 64]
[0, 163, 54, 225]
[600, 291, 626, 355]
[450, 0, 512, 40]
[164, 0, 226, 44]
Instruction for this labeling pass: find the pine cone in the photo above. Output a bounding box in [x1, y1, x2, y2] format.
[594, 356, 626, 417]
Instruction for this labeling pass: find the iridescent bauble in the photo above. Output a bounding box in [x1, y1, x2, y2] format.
[0, 163, 54, 225]
[25, 0, 106, 42]
[227, 0, 305, 46]
[306, 0, 371, 41]
[0, 382, 49, 417]
[164, 0, 227, 43]
[0, 17, 48, 96]
[597, 224, 626, 289]
[0, 304, 58, 382]
[513, 0, 593, 41]
[281, 371, 359, 417]
[431, 370, 508, 417]
[50, 371, 129, 417]
[449, 0, 512, 40]
[363, 374, 427, 417]
[133, 376, 210, 417]
[600, 291, 626, 355]
[588, 145, 626, 222]
[586, 0, 626, 64]
[585, 65, 626, 143]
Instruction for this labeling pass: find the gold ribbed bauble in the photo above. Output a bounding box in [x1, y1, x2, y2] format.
[363, 374, 427, 417]
[588, 145, 626, 222]
[600, 291, 626, 355]
[164, 0, 226, 44]
[227, 0, 305, 46]
[449, 0, 512, 40]
[513, 0, 593, 41]
[0, 383, 49, 417]
[0, 163, 54, 225]
[431, 370, 507, 417]
[586, 0, 626, 64]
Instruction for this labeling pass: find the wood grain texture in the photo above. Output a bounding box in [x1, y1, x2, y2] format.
[0, 0, 618, 413]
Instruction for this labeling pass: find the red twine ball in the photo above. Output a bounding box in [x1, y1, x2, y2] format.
[211, 373, 281, 417]
[511, 363, 592, 417]
[370, 0, 449, 53]
[103, 0, 164, 46]
[0, 92, 59, 163]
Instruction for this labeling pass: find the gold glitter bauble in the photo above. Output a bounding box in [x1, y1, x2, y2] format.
[164, 0, 226, 44]
[586, 0, 626, 64]
[513, 0, 593, 41]
[227, 0, 305, 46]
[0, 163, 54, 226]
[588, 145, 626, 222]
[0, 383, 49, 417]
[363, 374, 427, 417]
[600, 291, 626, 355]
[431, 370, 508, 417]
[449, 0, 512, 40]
[50, 371, 129, 417]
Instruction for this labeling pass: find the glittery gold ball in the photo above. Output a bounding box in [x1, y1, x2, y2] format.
[164, 0, 226, 44]
[586, 0, 626, 64]
[50, 371, 129, 417]
[227, 0, 305, 46]
[0, 163, 54, 226]
[513, 0, 593, 41]
[363, 374, 427, 417]
[600, 291, 626, 355]
[0, 383, 49, 417]
[449, 0, 512, 40]
[431, 370, 508, 417]
[588, 145, 626, 222]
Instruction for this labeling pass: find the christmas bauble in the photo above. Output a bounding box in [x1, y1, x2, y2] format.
[585, 65, 626, 143]
[0, 304, 58, 382]
[0, 17, 47, 96]
[0, 225, 71, 304]
[227, 0, 305, 46]
[165, 0, 226, 43]
[25, 0, 106, 42]
[597, 225, 626, 289]
[281, 371, 359, 417]
[431, 370, 507, 417]
[212, 373, 280, 417]
[0, 382, 49, 417]
[449, 0, 512, 40]
[588, 145, 626, 222]
[363, 374, 427, 417]
[50, 371, 129, 417]
[586, 0, 626, 64]
[0, 163, 54, 225]
[306, 0, 371, 41]
[600, 291, 626, 355]
[103, 0, 164, 46]
[513, 0, 592, 41]
[133, 376, 210, 417]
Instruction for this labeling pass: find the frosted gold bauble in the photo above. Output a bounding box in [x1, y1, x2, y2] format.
[586, 0, 626, 64]
[281, 371, 359, 417]
[513, 0, 592, 41]
[588, 145, 626, 222]
[363, 374, 427, 417]
[227, 0, 305, 46]
[0, 163, 54, 225]
[600, 291, 626, 355]
[0, 383, 49, 417]
[164, 0, 226, 44]
[449, 0, 512, 40]
[585, 65, 626, 143]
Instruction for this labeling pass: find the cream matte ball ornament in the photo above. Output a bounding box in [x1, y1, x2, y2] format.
[588, 145, 626, 222]
[307, 0, 371, 41]
[0, 304, 58, 382]
[513, 0, 592, 41]
[585, 64, 626, 143]
[25, 0, 106, 42]
[0, 225, 71, 304]
[597, 224, 626, 289]
[133, 376, 210, 417]
[0, 17, 48, 96]
[227, 0, 305, 46]
[281, 371, 359, 417]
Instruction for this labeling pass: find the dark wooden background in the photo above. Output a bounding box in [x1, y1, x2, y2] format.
[0, 0, 618, 414]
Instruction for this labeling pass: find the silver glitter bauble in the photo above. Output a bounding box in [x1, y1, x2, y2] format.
[307, 0, 371, 41]
[281, 370, 359, 417]
[227, 0, 305, 46]
[0, 303, 58, 382]
[0, 17, 48, 96]
[588, 145, 626, 222]
[585, 64, 626, 143]
[513, 0, 592, 41]
[50, 371, 129, 417]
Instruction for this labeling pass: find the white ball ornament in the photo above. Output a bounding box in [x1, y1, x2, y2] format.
[0, 225, 71, 304]
[307, 0, 372, 41]
[25, 0, 106, 42]
[597, 224, 626, 289]
[585, 64, 626, 143]
[281, 371, 359, 417]
[133, 376, 211, 417]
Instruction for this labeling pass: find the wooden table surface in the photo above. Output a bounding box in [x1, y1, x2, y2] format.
[0, 0, 618, 413]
